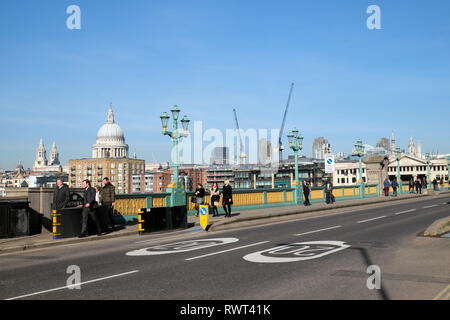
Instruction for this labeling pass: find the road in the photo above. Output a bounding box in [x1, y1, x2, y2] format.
[0, 196, 449, 301]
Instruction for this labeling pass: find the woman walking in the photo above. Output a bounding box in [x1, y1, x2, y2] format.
[194, 184, 205, 217]
[303, 180, 311, 206]
[222, 180, 233, 217]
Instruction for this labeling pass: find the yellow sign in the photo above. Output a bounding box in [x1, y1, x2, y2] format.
[199, 205, 209, 231]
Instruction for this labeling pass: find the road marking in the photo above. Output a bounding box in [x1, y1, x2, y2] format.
[433, 283, 450, 300]
[356, 216, 386, 224]
[185, 241, 270, 261]
[294, 226, 342, 236]
[243, 241, 350, 264]
[127, 238, 239, 256]
[394, 209, 417, 215]
[423, 205, 438, 209]
[5, 270, 139, 300]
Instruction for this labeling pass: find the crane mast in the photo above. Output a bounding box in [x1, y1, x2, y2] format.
[279, 83, 294, 164]
[233, 108, 246, 165]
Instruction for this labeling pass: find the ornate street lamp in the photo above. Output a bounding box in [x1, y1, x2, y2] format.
[446, 155, 450, 190]
[425, 153, 431, 190]
[394, 147, 404, 194]
[160, 105, 190, 206]
[354, 139, 365, 198]
[287, 128, 303, 205]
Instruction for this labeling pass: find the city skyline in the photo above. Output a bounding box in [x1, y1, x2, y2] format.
[1, 1, 450, 169]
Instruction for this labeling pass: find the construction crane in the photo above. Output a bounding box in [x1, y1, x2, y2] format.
[233, 108, 246, 165]
[278, 82, 295, 164]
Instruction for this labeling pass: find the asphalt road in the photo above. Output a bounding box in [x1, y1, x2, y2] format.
[1, 196, 449, 300]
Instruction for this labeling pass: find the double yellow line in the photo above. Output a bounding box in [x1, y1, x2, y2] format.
[433, 283, 450, 300]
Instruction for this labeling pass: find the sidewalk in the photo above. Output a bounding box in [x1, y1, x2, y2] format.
[0, 191, 448, 255]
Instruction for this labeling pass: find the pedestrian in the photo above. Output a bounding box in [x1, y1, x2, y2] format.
[415, 179, 419, 194]
[383, 178, 390, 197]
[303, 180, 311, 206]
[409, 178, 414, 193]
[95, 186, 102, 206]
[417, 178, 422, 194]
[209, 182, 220, 217]
[52, 177, 70, 211]
[392, 177, 398, 197]
[325, 181, 333, 204]
[433, 179, 438, 191]
[194, 184, 205, 217]
[222, 180, 233, 217]
[100, 177, 116, 230]
[422, 177, 427, 191]
[78, 180, 102, 238]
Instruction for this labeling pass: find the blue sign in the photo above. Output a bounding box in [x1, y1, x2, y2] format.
[200, 207, 208, 216]
[327, 158, 333, 165]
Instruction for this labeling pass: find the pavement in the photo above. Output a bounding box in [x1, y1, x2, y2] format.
[0, 190, 448, 255]
[0, 194, 449, 300]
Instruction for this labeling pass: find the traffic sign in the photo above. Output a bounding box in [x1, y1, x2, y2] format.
[199, 205, 209, 231]
[325, 155, 335, 174]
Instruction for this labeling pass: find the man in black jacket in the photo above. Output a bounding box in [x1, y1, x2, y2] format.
[52, 178, 70, 210]
[79, 180, 102, 237]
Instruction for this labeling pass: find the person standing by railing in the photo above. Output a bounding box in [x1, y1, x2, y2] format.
[210, 182, 220, 217]
[222, 180, 233, 217]
[392, 177, 398, 197]
[303, 180, 311, 206]
[194, 184, 205, 217]
[383, 178, 390, 197]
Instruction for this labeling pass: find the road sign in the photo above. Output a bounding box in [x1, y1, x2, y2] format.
[199, 205, 209, 231]
[325, 155, 335, 174]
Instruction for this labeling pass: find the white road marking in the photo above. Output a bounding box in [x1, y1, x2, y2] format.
[5, 270, 139, 300]
[356, 216, 386, 224]
[294, 225, 342, 236]
[243, 241, 351, 263]
[185, 241, 270, 261]
[423, 205, 438, 209]
[394, 209, 417, 215]
[127, 238, 239, 256]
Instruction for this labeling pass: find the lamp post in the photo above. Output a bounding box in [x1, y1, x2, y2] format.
[160, 105, 190, 206]
[287, 128, 303, 205]
[394, 147, 404, 194]
[446, 156, 450, 190]
[425, 152, 431, 191]
[354, 139, 365, 198]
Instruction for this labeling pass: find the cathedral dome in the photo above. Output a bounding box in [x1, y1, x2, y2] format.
[96, 104, 125, 142]
[92, 103, 129, 158]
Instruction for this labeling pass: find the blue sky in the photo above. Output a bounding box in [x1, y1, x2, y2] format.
[0, 0, 449, 169]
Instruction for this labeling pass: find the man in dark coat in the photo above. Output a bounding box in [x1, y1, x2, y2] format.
[222, 180, 233, 217]
[79, 180, 102, 237]
[101, 177, 116, 229]
[52, 178, 70, 210]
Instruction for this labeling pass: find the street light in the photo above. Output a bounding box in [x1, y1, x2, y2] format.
[425, 152, 431, 190]
[446, 156, 450, 190]
[160, 105, 190, 206]
[287, 128, 303, 205]
[394, 147, 404, 194]
[354, 139, 365, 198]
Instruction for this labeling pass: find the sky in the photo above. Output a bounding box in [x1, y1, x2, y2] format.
[0, 0, 449, 169]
